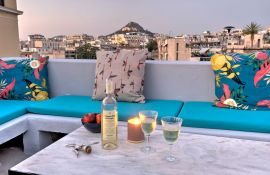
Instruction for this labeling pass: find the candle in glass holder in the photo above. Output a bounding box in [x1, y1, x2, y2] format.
[127, 117, 145, 143]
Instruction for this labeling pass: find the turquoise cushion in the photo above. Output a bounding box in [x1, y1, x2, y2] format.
[179, 102, 270, 133]
[0, 100, 31, 125]
[27, 95, 183, 122]
[0, 57, 49, 101]
[211, 51, 270, 110]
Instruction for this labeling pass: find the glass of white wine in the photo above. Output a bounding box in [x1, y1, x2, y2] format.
[139, 110, 158, 153]
[161, 116, 182, 162]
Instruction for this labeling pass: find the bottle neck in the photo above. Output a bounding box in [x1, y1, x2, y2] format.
[105, 79, 114, 95]
[106, 92, 114, 97]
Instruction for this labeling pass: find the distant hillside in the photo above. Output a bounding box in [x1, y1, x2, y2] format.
[108, 22, 154, 37]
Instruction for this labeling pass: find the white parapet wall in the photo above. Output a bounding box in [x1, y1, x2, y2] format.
[48, 59, 216, 101]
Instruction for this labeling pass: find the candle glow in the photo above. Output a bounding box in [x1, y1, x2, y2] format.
[127, 117, 144, 143]
[128, 117, 141, 125]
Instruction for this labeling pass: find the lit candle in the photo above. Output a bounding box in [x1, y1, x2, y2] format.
[127, 117, 145, 143]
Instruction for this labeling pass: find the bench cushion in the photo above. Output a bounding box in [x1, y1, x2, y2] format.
[179, 102, 270, 133]
[27, 95, 183, 122]
[0, 100, 31, 125]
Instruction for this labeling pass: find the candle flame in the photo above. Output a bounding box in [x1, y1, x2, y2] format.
[128, 117, 141, 125]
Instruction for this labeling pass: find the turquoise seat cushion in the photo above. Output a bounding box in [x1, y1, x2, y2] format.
[27, 95, 183, 122]
[0, 100, 31, 125]
[179, 102, 270, 133]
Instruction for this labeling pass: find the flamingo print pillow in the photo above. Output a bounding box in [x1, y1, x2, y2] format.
[0, 57, 49, 101]
[211, 51, 270, 110]
[93, 49, 148, 103]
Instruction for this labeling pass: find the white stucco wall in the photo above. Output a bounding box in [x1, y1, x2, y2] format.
[48, 59, 216, 101]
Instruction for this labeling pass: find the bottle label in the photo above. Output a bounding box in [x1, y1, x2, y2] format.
[102, 110, 117, 141]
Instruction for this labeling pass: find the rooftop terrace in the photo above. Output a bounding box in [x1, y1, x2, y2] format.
[0, 58, 270, 175]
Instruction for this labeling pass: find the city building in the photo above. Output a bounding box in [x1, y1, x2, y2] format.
[226, 28, 270, 52]
[22, 34, 65, 58]
[0, 0, 23, 57]
[64, 34, 94, 58]
[186, 32, 221, 53]
[110, 32, 150, 48]
[157, 37, 191, 61]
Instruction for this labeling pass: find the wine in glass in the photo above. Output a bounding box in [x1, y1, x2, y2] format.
[139, 110, 158, 153]
[161, 116, 182, 162]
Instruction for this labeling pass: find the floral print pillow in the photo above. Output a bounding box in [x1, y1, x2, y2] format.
[0, 57, 49, 101]
[211, 51, 270, 110]
[93, 49, 148, 103]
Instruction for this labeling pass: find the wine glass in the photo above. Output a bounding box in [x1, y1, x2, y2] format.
[161, 116, 182, 162]
[139, 110, 158, 153]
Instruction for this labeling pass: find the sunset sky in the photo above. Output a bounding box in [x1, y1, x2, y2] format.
[17, 0, 270, 40]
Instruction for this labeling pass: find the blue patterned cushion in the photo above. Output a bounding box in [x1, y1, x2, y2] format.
[211, 51, 270, 110]
[0, 57, 49, 101]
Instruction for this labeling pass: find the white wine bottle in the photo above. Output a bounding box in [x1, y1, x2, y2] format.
[101, 78, 118, 150]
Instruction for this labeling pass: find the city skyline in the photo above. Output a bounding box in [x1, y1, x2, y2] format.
[18, 0, 270, 40]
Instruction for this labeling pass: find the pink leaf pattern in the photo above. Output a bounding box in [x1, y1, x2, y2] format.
[215, 101, 227, 108]
[34, 69, 40, 80]
[256, 52, 268, 61]
[38, 57, 46, 71]
[254, 60, 270, 87]
[256, 100, 270, 108]
[223, 84, 231, 99]
[0, 79, 16, 99]
[0, 60, 16, 69]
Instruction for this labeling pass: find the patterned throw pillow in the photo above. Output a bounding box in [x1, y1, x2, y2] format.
[211, 51, 270, 110]
[93, 49, 148, 103]
[0, 57, 49, 101]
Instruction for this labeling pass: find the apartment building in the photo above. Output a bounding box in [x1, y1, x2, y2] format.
[157, 37, 191, 61]
[22, 34, 65, 58]
[186, 33, 221, 52]
[110, 32, 150, 48]
[64, 34, 94, 58]
[0, 0, 23, 57]
[226, 28, 270, 51]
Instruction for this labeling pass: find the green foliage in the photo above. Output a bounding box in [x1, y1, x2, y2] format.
[245, 58, 263, 71]
[230, 86, 248, 103]
[76, 44, 99, 59]
[243, 22, 262, 48]
[243, 22, 261, 35]
[146, 40, 158, 52]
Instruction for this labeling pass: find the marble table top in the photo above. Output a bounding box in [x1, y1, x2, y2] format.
[9, 123, 270, 175]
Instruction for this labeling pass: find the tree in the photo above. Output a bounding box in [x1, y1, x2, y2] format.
[146, 40, 158, 52]
[76, 43, 99, 59]
[243, 22, 262, 48]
